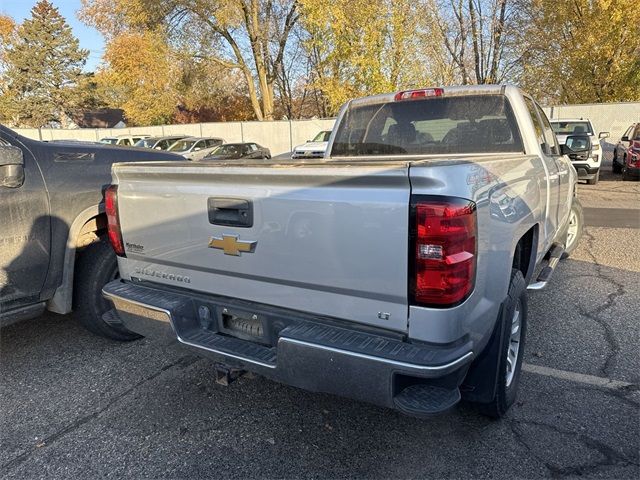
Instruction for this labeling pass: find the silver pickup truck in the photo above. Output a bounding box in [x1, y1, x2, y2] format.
[101, 85, 583, 418]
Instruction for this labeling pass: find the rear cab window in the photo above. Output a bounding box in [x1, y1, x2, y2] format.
[535, 104, 560, 155]
[550, 121, 593, 136]
[525, 98, 549, 155]
[331, 94, 523, 157]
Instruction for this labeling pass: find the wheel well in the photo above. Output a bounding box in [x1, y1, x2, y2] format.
[512, 226, 537, 283]
[47, 207, 106, 315]
[76, 213, 107, 249]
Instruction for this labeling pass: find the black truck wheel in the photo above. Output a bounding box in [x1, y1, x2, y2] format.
[73, 239, 141, 341]
[561, 198, 584, 259]
[464, 269, 527, 418]
[612, 151, 621, 173]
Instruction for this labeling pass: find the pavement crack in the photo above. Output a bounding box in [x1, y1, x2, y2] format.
[569, 383, 640, 409]
[578, 229, 626, 376]
[1, 354, 201, 472]
[507, 418, 639, 478]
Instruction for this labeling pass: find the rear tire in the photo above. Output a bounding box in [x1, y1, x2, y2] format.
[561, 198, 583, 259]
[622, 165, 630, 181]
[471, 269, 527, 418]
[586, 170, 599, 185]
[73, 239, 141, 341]
[612, 151, 621, 173]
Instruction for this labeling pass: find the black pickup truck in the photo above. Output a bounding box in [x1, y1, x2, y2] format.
[0, 125, 180, 338]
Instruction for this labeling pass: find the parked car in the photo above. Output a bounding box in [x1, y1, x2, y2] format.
[613, 123, 640, 180]
[549, 118, 609, 185]
[101, 85, 582, 419]
[167, 137, 224, 161]
[0, 124, 181, 335]
[134, 135, 187, 150]
[100, 134, 150, 147]
[291, 130, 332, 159]
[202, 142, 271, 160]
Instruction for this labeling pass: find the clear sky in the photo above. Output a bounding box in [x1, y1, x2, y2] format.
[0, 0, 105, 72]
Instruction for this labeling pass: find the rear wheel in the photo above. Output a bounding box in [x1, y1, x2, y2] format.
[73, 239, 141, 341]
[612, 151, 621, 173]
[561, 198, 583, 259]
[470, 269, 527, 418]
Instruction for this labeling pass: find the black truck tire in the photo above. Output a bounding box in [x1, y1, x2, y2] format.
[561, 198, 584, 259]
[73, 239, 141, 341]
[612, 151, 621, 173]
[471, 269, 528, 418]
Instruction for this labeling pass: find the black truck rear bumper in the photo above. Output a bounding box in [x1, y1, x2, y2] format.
[103, 280, 474, 416]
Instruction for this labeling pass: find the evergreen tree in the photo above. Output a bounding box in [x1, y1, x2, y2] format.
[0, 1, 88, 127]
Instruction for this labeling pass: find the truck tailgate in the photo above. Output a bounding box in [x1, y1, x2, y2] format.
[113, 161, 411, 332]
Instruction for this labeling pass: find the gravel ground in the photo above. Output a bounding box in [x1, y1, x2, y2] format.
[1, 163, 638, 479]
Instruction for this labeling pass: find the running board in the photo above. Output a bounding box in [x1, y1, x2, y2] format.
[394, 385, 461, 417]
[528, 243, 564, 290]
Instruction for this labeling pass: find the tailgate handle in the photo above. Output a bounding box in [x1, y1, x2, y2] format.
[208, 198, 253, 227]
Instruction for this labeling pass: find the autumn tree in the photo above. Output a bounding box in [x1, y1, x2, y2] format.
[300, 0, 439, 115]
[0, 15, 15, 63]
[80, 0, 300, 121]
[96, 30, 176, 125]
[0, 1, 88, 127]
[519, 0, 640, 103]
[432, 0, 523, 85]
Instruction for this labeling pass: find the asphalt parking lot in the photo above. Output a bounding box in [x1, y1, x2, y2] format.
[1, 164, 639, 479]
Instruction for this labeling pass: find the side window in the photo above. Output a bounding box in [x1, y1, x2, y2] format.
[535, 104, 559, 155]
[121, 138, 131, 146]
[633, 125, 640, 140]
[525, 98, 547, 154]
[249, 144, 257, 151]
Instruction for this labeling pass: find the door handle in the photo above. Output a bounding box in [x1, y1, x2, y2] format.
[208, 198, 253, 227]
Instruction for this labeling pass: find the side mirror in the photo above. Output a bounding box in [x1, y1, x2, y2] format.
[598, 131, 610, 139]
[155, 146, 162, 150]
[621, 136, 629, 142]
[193, 147, 201, 151]
[0, 145, 25, 188]
[563, 135, 591, 155]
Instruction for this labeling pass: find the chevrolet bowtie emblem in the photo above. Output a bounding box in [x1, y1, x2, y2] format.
[208, 234, 257, 256]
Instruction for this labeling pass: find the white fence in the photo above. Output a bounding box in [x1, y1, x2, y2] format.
[15, 118, 336, 156]
[13, 102, 640, 157]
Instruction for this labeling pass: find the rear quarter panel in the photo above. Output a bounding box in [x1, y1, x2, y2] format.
[409, 153, 545, 350]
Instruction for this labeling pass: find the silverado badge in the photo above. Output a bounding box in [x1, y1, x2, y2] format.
[208, 234, 257, 256]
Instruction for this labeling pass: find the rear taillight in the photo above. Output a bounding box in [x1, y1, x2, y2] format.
[105, 185, 125, 257]
[394, 88, 444, 101]
[410, 197, 477, 307]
